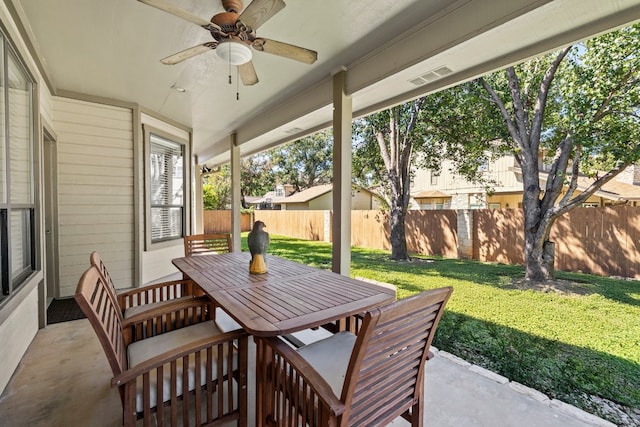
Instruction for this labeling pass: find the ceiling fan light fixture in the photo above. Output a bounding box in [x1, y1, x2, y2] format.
[216, 41, 252, 65]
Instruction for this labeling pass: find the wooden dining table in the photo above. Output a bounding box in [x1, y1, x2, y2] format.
[173, 251, 396, 425]
[172, 251, 396, 337]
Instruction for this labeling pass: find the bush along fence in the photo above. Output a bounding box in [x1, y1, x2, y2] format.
[204, 205, 640, 279]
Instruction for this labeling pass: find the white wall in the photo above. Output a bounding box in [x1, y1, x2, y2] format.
[0, 284, 39, 393]
[54, 97, 135, 296]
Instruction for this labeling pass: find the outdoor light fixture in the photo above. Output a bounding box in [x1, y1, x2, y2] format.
[216, 40, 252, 65]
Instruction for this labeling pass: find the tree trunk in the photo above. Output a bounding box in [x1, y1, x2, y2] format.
[523, 202, 556, 282]
[524, 234, 555, 282]
[389, 202, 409, 260]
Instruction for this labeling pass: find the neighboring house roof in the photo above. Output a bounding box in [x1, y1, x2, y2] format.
[539, 171, 640, 202]
[244, 196, 262, 204]
[280, 184, 333, 204]
[279, 184, 382, 205]
[413, 190, 451, 199]
[249, 190, 285, 205]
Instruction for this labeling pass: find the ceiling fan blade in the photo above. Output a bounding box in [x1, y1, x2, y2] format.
[238, 61, 259, 86]
[238, 0, 285, 30]
[137, 0, 221, 32]
[160, 43, 216, 65]
[252, 38, 317, 64]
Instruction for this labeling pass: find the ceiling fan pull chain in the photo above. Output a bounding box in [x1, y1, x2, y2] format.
[228, 42, 232, 85]
[236, 67, 240, 100]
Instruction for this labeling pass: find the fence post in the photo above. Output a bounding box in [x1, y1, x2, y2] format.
[457, 209, 473, 259]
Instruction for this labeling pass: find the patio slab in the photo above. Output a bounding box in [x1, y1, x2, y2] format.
[0, 319, 614, 426]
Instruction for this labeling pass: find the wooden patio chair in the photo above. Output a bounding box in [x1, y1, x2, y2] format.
[257, 286, 453, 426]
[184, 233, 232, 256]
[90, 251, 214, 341]
[183, 234, 242, 333]
[75, 265, 248, 427]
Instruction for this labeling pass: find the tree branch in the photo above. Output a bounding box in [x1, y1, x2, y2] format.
[505, 67, 529, 140]
[592, 65, 638, 122]
[540, 135, 574, 213]
[557, 146, 582, 207]
[530, 46, 571, 147]
[479, 77, 523, 150]
[550, 156, 637, 218]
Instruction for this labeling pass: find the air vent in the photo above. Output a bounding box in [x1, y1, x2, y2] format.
[284, 127, 303, 134]
[409, 66, 454, 86]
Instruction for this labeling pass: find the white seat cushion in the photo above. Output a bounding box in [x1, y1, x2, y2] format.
[123, 295, 194, 318]
[296, 331, 357, 396]
[127, 320, 235, 413]
[214, 308, 243, 333]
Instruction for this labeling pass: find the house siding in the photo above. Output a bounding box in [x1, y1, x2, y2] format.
[412, 155, 631, 209]
[53, 97, 135, 296]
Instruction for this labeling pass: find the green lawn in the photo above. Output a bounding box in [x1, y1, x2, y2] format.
[246, 234, 640, 423]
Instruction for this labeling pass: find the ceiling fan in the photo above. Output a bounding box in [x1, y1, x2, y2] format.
[137, 0, 318, 86]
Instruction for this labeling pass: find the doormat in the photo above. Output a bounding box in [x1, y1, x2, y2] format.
[47, 298, 86, 324]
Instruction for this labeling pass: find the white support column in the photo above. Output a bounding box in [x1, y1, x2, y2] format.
[230, 133, 242, 252]
[332, 69, 352, 276]
[193, 156, 204, 233]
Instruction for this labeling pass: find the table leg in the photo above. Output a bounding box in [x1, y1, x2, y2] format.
[254, 337, 275, 427]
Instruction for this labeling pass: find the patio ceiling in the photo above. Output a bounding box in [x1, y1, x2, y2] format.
[11, 0, 640, 166]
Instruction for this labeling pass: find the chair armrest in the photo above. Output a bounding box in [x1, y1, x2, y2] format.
[112, 328, 248, 387]
[261, 336, 345, 417]
[117, 278, 201, 309]
[121, 296, 213, 327]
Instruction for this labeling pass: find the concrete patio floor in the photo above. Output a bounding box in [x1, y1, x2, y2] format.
[0, 318, 615, 427]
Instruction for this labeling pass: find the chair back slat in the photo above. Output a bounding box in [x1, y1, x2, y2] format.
[89, 251, 116, 292]
[75, 266, 126, 377]
[184, 233, 232, 256]
[342, 286, 452, 426]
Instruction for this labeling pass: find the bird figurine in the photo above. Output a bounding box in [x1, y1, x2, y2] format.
[247, 221, 269, 274]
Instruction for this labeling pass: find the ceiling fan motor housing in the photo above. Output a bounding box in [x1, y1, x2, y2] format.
[211, 11, 242, 34]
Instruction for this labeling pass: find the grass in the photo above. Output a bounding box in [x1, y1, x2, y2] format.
[247, 234, 640, 423]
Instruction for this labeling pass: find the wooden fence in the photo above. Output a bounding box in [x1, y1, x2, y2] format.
[205, 206, 640, 278]
[254, 209, 458, 257]
[253, 210, 327, 240]
[203, 210, 251, 233]
[474, 205, 640, 278]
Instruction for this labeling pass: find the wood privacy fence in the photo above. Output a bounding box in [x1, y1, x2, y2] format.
[203, 210, 251, 233]
[205, 205, 640, 278]
[474, 205, 640, 278]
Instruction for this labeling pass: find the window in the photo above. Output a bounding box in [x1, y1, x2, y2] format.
[469, 193, 485, 209]
[430, 171, 438, 186]
[147, 131, 184, 244]
[0, 39, 36, 302]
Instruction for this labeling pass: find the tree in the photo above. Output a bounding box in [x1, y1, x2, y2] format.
[203, 166, 231, 210]
[240, 156, 276, 208]
[353, 100, 428, 260]
[473, 24, 640, 282]
[352, 87, 499, 261]
[271, 130, 333, 192]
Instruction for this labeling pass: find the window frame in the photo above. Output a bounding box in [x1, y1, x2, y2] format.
[0, 36, 37, 305]
[143, 125, 188, 250]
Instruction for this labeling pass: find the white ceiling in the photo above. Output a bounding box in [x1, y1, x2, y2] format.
[11, 0, 640, 166]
